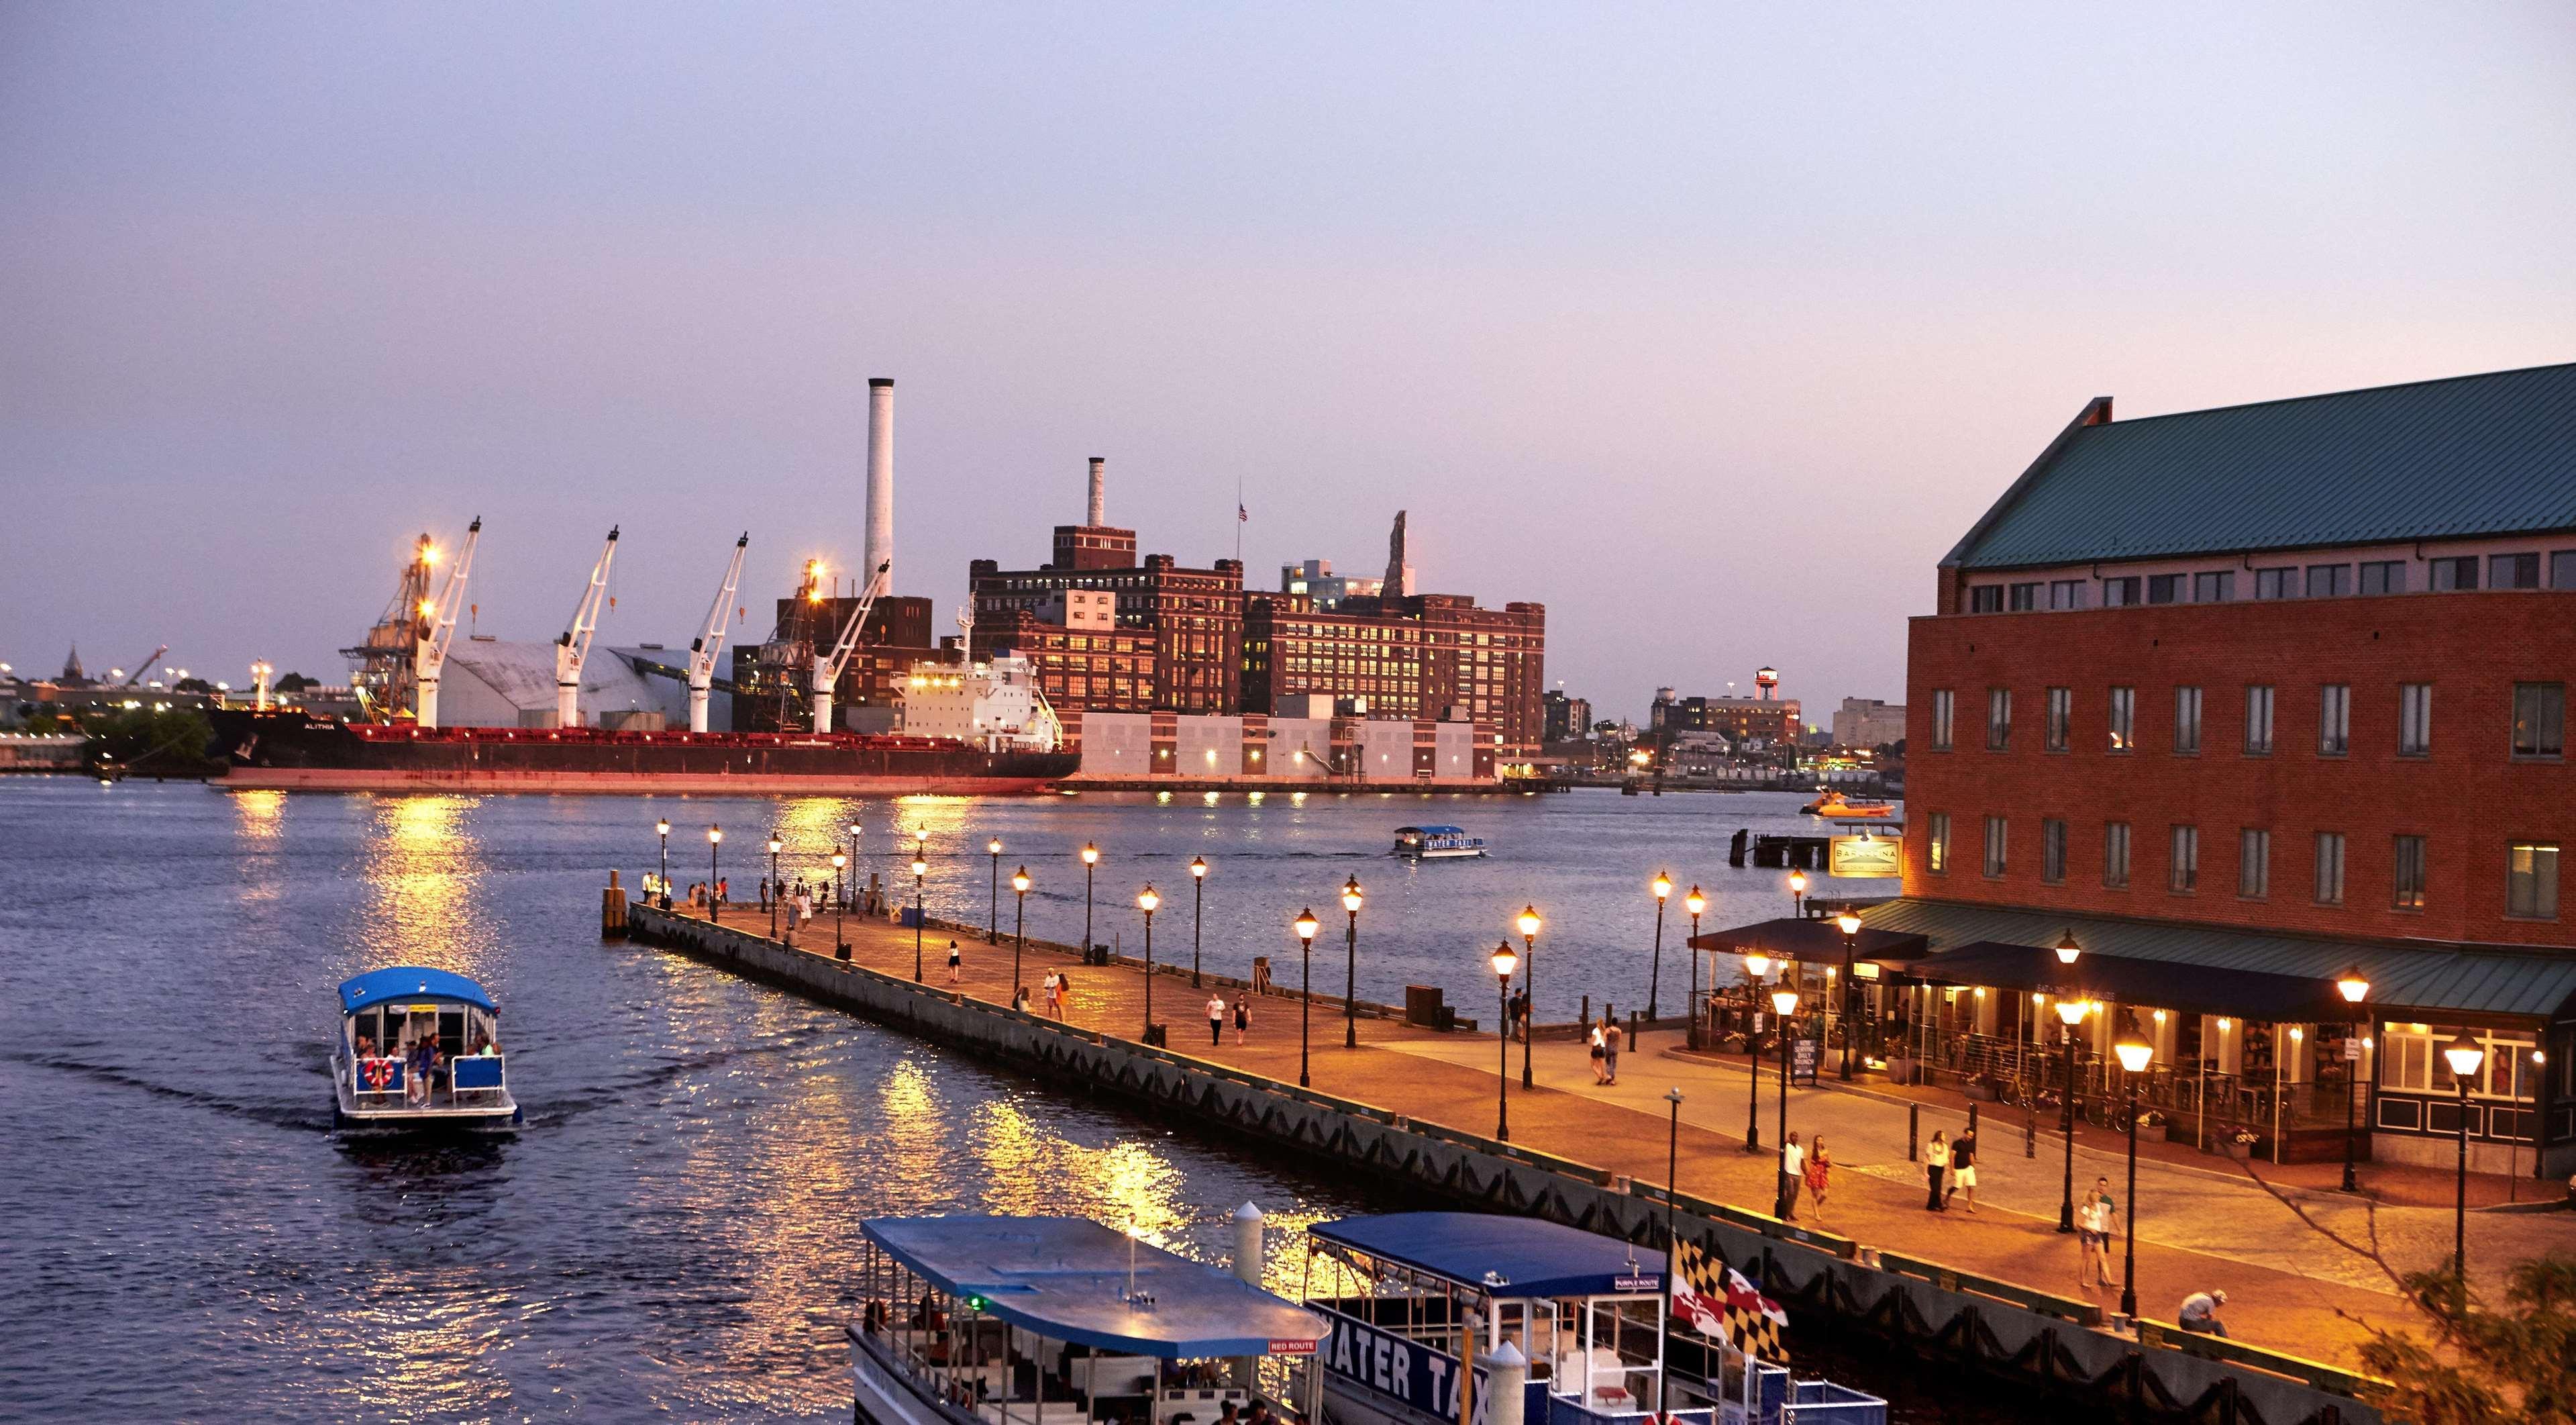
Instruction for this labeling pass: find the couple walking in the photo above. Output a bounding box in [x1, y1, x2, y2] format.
[1775, 1132, 1833, 1223]
[1205, 993, 1251, 1046]
[1924, 1127, 1980, 1212]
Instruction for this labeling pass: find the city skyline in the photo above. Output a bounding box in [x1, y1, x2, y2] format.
[5, 4, 2573, 714]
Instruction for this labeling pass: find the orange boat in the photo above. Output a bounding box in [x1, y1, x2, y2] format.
[1802, 788, 1897, 818]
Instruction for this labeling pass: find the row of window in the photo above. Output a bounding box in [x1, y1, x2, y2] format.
[1969, 549, 2576, 612]
[1927, 683, 2566, 759]
[1929, 813, 2561, 920]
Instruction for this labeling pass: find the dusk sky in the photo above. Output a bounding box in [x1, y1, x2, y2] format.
[4, 4, 2571, 719]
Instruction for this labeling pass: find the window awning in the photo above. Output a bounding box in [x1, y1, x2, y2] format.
[1899, 940, 2359, 1024]
[1685, 917, 1931, 963]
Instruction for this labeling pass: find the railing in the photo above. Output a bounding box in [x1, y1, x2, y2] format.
[348, 1054, 507, 1109]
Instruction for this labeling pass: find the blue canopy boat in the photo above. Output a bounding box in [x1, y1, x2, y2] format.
[331, 967, 519, 1133]
[851, 1216, 1327, 1425]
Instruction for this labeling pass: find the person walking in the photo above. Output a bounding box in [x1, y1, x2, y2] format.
[946, 940, 962, 984]
[1602, 1014, 1624, 1085]
[1804, 1136, 1834, 1224]
[1925, 1130, 1949, 1211]
[1233, 995, 1250, 1045]
[1946, 1126, 1980, 1214]
[1510, 987, 1530, 1043]
[1588, 1021, 1608, 1084]
[1778, 1132, 1806, 1221]
[2087, 1175, 2118, 1288]
[1041, 969, 1060, 1018]
[1206, 992, 1227, 1046]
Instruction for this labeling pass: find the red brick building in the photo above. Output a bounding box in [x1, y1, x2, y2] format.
[1241, 591, 1547, 760]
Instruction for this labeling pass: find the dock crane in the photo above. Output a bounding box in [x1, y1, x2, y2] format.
[117, 646, 170, 688]
[555, 526, 620, 729]
[685, 533, 750, 733]
[413, 518, 481, 729]
[811, 559, 891, 734]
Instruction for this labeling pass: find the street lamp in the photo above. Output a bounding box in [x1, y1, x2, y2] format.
[1011, 867, 1031, 992]
[911, 851, 929, 981]
[1788, 868, 1808, 920]
[1664, 1085, 1686, 1249]
[1684, 887, 1707, 1048]
[1516, 905, 1542, 1089]
[2113, 1032, 2155, 1322]
[847, 822, 862, 907]
[831, 851, 849, 954]
[1341, 877, 1364, 1049]
[1138, 885, 1161, 1038]
[768, 837, 783, 937]
[1836, 910, 1864, 1081]
[1490, 942, 1518, 1141]
[656, 818, 671, 909]
[987, 838, 1004, 944]
[707, 826, 723, 923]
[1743, 951, 1775, 1150]
[2336, 967, 2371, 1193]
[1294, 909, 1320, 1087]
[2054, 995, 2090, 1232]
[2442, 1033, 2487, 1279]
[1081, 842, 1100, 953]
[1648, 872, 1673, 1020]
[1190, 855, 1209, 987]
[2055, 928, 2082, 967]
[1770, 986, 1801, 1216]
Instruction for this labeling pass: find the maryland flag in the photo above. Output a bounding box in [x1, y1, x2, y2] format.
[1669, 1239, 1790, 1363]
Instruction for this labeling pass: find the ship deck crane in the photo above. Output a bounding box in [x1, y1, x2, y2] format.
[555, 526, 620, 729]
[811, 559, 891, 734]
[685, 533, 749, 733]
[413, 518, 481, 728]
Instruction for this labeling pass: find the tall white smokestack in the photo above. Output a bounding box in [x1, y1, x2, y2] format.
[864, 378, 894, 587]
[1087, 456, 1106, 527]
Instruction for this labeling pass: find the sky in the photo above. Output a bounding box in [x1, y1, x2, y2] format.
[3, 4, 2572, 718]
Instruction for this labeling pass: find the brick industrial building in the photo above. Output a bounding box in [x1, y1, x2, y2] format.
[1240, 592, 1546, 760]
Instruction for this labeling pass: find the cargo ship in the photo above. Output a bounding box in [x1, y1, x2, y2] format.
[207, 708, 1075, 795]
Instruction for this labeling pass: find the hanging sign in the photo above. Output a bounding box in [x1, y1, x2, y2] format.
[1829, 836, 1902, 879]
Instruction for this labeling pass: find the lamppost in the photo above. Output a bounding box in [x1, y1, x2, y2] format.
[2336, 966, 2371, 1193]
[1011, 867, 1031, 991]
[2442, 1034, 2486, 1279]
[1743, 951, 1775, 1150]
[831, 851, 849, 953]
[1294, 909, 1319, 1087]
[1664, 1085, 1686, 1246]
[707, 825, 723, 922]
[911, 850, 928, 981]
[1771, 985, 1800, 1216]
[2054, 995, 2090, 1233]
[847, 821, 862, 907]
[1190, 856, 1208, 987]
[1490, 941, 1518, 1141]
[1647, 871, 1672, 1020]
[1836, 910, 1863, 1081]
[987, 838, 1003, 944]
[1081, 842, 1099, 952]
[2113, 1032, 2155, 1322]
[1516, 906, 1542, 1089]
[1684, 887, 1706, 1049]
[656, 818, 671, 908]
[1138, 885, 1161, 1038]
[768, 838, 783, 937]
[1788, 867, 1807, 920]
[1341, 877, 1364, 1050]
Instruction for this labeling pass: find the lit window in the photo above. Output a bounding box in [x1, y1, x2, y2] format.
[2107, 686, 2134, 752]
[2392, 835, 2426, 910]
[2512, 683, 2565, 758]
[2508, 843, 2561, 920]
[1926, 814, 1950, 874]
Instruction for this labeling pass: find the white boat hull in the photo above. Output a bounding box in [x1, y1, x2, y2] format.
[851, 1334, 953, 1425]
[331, 1052, 519, 1133]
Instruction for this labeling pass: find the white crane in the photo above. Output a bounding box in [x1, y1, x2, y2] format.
[413, 517, 481, 729]
[811, 558, 891, 734]
[685, 532, 749, 734]
[554, 526, 620, 730]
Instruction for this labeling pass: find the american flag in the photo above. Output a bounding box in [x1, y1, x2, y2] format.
[1238, 503, 1248, 522]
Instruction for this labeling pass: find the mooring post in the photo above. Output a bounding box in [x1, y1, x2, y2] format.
[2025, 1112, 2037, 1159]
[1908, 1103, 1919, 1162]
[603, 869, 627, 937]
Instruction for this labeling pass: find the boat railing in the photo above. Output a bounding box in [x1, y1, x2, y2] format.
[346, 1052, 508, 1109]
[1541, 1389, 1710, 1425]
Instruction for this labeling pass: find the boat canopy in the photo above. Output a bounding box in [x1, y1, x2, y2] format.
[1396, 826, 1466, 836]
[338, 967, 499, 1016]
[860, 1216, 1325, 1358]
[1310, 1212, 1661, 1299]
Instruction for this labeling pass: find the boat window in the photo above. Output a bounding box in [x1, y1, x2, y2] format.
[438, 1010, 466, 1060]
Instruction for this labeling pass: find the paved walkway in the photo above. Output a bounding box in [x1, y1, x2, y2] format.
[677, 901, 2573, 1371]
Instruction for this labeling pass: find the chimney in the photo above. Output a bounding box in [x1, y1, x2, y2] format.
[1087, 456, 1106, 527]
[864, 378, 894, 588]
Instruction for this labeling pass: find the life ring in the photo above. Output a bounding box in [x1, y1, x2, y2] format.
[361, 1058, 394, 1092]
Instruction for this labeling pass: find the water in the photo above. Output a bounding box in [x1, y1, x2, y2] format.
[0, 780, 2020, 1423]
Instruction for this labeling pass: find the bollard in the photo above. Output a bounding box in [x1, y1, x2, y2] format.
[1484, 1342, 1527, 1425]
[1581, 994, 1591, 1030]
[602, 870, 628, 937]
[1967, 1100, 1980, 1137]
[2024, 1110, 2038, 1159]
[1231, 1202, 1265, 1287]
[1908, 1102, 1919, 1162]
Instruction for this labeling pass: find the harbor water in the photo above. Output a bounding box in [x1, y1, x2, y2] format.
[1, 780, 2028, 1423]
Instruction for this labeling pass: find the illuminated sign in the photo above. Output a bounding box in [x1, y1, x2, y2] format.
[1828, 836, 1901, 879]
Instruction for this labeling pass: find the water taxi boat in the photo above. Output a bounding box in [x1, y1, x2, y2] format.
[331, 967, 520, 1133]
[1796, 790, 1894, 820]
[852, 1216, 1327, 1425]
[1394, 826, 1488, 861]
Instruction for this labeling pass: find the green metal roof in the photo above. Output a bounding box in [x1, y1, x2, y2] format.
[1947, 363, 2576, 571]
[1854, 899, 2576, 1022]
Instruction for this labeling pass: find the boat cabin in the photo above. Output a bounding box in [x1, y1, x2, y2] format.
[335, 967, 512, 1122]
[1394, 827, 1486, 860]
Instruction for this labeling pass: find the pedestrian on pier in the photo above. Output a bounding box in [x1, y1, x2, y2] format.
[1588, 1022, 1607, 1083]
[947, 940, 962, 983]
[2177, 1289, 2228, 1337]
[1778, 1132, 1805, 1221]
[1804, 1136, 1833, 1223]
[1925, 1130, 1949, 1210]
[1945, 1126, 1979, 1214]
[1234, 996, 1250, 1045]
[1602, 1012, 1624, 1085]
[717, 877, 729, 905]
[1510, 988, 1530, 1043]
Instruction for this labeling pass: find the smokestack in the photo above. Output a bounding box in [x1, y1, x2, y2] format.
[1087, 456, 1106, 527]
[864, 379, 895, 587]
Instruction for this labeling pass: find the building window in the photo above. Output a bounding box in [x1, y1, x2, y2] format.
[2304, 564, 2352, 598]
[1926, 813, 1950, 875]
[2173, 686, 2202, 754]
[2169, 824, 2199, 893]
[1986, 688, 2012, 751]
[2318, 684, 2350, 756]
[2108, 686, 2134, 752]
[2508, 843, 2560, 920]
[1930, 689, 1954, 751]
[2430, 556, 2478, 591]
[2244, 685, 2275, 755]
[2238, 829, 2270, 899]
[2045, 687, 2070, 752]
[2147, 574, 2183, 605]
[1983, 817, 2008, 878]
[2398, 683, 2432, 757]
[2253, 567, 2296, 600]
[2008, 582, 2041, 612]
[2192, 571, 2235, 603]
[2490, 552, 2541, 589]
[1969, 585, 2003, 613]
[2381, 1027, 2433, 1092]
[2391, 835, 2427, 910]
[2314, 832, 2347, 906]
[2554, 550, 2576, 591]
[2103, 823, 2131, 888]
[2102, 576, 2141, 607]
[2359, 560, 2407, 595]
[2049, 579, 2086, 611]
[2513, 683, 2565, 758]
[2043, 819, 2067, 884]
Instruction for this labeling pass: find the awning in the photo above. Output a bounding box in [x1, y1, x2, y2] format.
[338, 966, 498, 1014]
[1685, 917, 1930, 963]
[1901, 941, 2359, 1024]
[1310, 1212, 1661, 1297]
